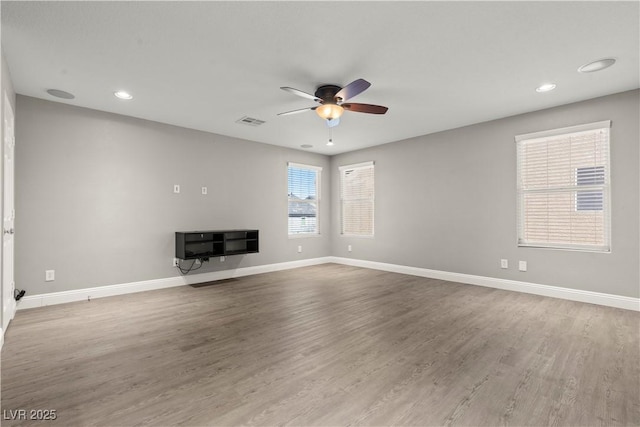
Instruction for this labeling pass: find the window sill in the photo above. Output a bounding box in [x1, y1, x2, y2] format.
[518, 243, 610, 253]
[288, 233, 321, 239]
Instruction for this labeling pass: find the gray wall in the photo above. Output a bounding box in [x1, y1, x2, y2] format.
[15, 91, 640, 300]
[331, 90, 639, 298]
[16, 96, 331, 295]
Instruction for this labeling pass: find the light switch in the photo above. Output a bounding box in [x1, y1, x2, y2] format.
[201, 187, 208, 195]
[501, 259, 508, 269]
[45, 270, 55, 282]
[173, 184, 180, 194]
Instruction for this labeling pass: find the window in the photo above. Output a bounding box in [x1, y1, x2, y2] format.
[340, 161, 374, 236]
[576, 166, 604, 211]
[288, 162, 321, 235]
[516, 121, 611, 252]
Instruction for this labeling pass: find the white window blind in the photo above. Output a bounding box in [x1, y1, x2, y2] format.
[288, 162, 321, 235]
[340, 161, 374, 236]
[516, 121, 611, 252]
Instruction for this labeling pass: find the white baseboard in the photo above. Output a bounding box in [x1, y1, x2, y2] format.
[16, 256, 639, 312]
[17, 257, 333, 310]
[1, 297, 17, 345]
[329, 257, 640, 312]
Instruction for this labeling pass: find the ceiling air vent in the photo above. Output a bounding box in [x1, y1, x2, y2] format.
[236, 116, 266, 127]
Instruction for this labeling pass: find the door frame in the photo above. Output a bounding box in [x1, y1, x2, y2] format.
[1, 90, 16, 344]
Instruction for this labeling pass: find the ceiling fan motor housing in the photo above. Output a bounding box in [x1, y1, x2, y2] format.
[315, 85, 342, 103]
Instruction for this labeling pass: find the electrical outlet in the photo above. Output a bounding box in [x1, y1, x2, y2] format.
[173, 184, 180, 194]
[195, 259, 201, 265]
[173, 258, 179, 267]
[501, 259, 508, 269]
[220, 256, 225, 262]
[519, 261, 527, 272]
[45, 270, 55, 282]
[348, 245, 352, 252]
[298, 245, 302, 253]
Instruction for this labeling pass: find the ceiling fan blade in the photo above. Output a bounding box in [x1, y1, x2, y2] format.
[342, 103, 388, 114]
[326, 117, 340, 128]
[280, 87, 322, 102]
[277, 107, 316, 116]
[335, 79, 371, 102]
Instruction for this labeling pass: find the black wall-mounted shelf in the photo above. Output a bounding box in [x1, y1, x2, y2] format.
[175, 229, 259, 260]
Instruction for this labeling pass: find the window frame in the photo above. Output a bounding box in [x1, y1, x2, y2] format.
[515, 120, 611, 253]
[339, 161, 375, 237]
[287, 162, 321, 238]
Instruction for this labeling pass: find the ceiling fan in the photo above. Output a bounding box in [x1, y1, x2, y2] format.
[278, 78, 388, 127]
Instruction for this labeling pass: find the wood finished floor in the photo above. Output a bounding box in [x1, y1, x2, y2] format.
[2, 264, 639, 426]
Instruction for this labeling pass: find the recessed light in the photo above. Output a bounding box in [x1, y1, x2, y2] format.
[536, 83, 556, 93]
[578, 58, 616, 73]
[114, 90, 133, 100]
[300, 144, 313, 149]
[46, 89, 75, 99]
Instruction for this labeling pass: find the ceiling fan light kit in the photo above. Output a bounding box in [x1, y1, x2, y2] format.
[316, 103, 344, 120]
[279, 78, 388, 127]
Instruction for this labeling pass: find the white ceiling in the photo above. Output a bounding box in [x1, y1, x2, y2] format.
[2, 1, 638, 155]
